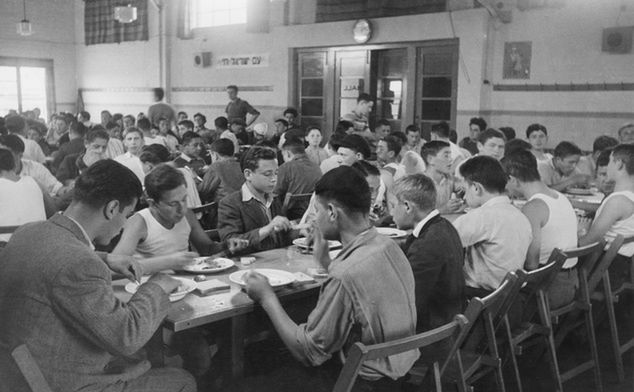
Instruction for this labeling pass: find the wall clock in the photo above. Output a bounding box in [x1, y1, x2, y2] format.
[353, 19, 372, 44]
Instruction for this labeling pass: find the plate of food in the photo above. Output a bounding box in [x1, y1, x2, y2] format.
[229, 268, 296, 288]
[376, 227, 408, 239]
[292, 237, 342, 250]
[183, 257, 235, 274]
[566, 187, 595, 196]
[125, 277, 197, 302]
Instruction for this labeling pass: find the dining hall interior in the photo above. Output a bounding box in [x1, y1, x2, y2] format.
[1, 0, 634, 391]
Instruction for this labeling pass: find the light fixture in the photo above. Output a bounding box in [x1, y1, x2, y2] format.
[114, 4, 138, 23]
[16, 0, 32, 36]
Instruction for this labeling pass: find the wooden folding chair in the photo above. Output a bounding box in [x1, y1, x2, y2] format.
[10, 344, 53, 392]
[596, 235, 634, 382]
[549, 238, 620, 392]
[443, 272, 523, 392]
[504, 249, 567, 392]
[281, 192, 313, 220]
[0, 225, 20, 248]
[191, 201, 218, 230]
[332, 315, 470, 392]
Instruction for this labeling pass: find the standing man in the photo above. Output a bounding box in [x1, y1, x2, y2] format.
[341, 93, 374, 133]
[147, 87, 176, 128]
[225, 85, 260, 127]
[0, 160, 195, 392]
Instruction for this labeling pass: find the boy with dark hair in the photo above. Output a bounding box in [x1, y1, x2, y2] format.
[57, 129, 110, 185]
[225, 85, 260, 126]
[502, 148, 578, 308]
[526, 123, 551, 164]
[337, 134, 371, 166]
[459, 117, 487, 155]
[218, 146, 293, 253]
[401, 124, 425, 156]
[376, 135, 402, 188]
[147, 87, 176, 128]
[199, 139, 244, 203]
[454, 156, 532, 296]
[431, 121, 471, 172]
[595, 149, 614, 195]
[538, 140, 590, 191]
[173, 131, 206, 178]
[577, 135, 619, 177]
[476, 128, 506, 160]
[177, 119, 195, 139]
[389, 173, 464, 332]
[214, 116, 239, 154]
[341, 93, 374, 132]
[283, 107, 299, 130]
[421, 140, 462, 213]
[52, 121, 88, 170]
[244, 166, 418, 390]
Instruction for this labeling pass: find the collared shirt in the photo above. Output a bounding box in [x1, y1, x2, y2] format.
[106, 138, 125, 159]
[64, 214, 95, 250]
[114, 152, 145, 185]
[241, 182, 273, 221]
[453, 195, 532, 290]
[225, 98, 259, 123]
[19, 158, 63, 195]
[17, 134, 46, 164]
[412, 209, 440, 237]
[341, 110, 369, 132]
[538, 159, 582, 188]
[295, 228, 419, 380]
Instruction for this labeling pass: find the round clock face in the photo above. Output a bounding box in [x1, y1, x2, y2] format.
[353, 19, 372, 44]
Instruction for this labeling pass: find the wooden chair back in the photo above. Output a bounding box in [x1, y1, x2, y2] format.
[282, 192, 313, 218]
[11, 344, 53, 392]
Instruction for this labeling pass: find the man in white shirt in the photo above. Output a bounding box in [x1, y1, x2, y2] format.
[431, 121, 471, 173]
[453, 156, 532, 296]
[115, 127, 146, 184]
[5, 114, 46, 164]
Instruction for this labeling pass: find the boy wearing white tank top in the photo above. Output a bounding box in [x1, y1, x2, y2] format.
[580, 144, 634, 288]
[503, 149, 578, 309]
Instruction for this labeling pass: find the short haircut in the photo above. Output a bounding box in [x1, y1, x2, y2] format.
[611, 144, 634, 175]
[214, 116, 228, 129]
[142, 144, 170, 162]
[593, 135, 619, 154]
[240, 146, 277, 172]
[70, 122, 88, 137]
[335, 120, 354, 135]
[526, 123, 548, 138]
[79, 110, 91, 120]
[123, 114, 135, 125]
[211, 138, 235, 157]
[177, 120, 193, 131]
[283, 108, 298, 117]
[501, 148, 541, 183]
[306, 126, 322, 135]
[0, 134, 25, 154]
[339, 134, 371, 159]
[477, 128, 506, 145]
[282, 137, 305, 154]
[390, 131, 407, 146]
[274, 118, 289, 128]
[504, 138, 532, 157]
[380, 135, 402, 156]
[124, 127, 144, 139]
[137, 117, 152, 131]
[351, 160, 380, 177]
[499, 127, 516, 141]
[392, 174, 437, 212]
[328, 133, 345, 151]
[376, 118, 390, 127]
[85, 129, 109, 144]
[226, 85, 238, 92]
[105, 121, 120, 130]
[459, 155, 507, 193]
[431, 121, 450, 139]
[357, 93, 373, 103]
[231, 118, 246, 127]
[315, 166, 370, 214]
[469, 117, 487, 131]
[5, 115, 25, 134]
[618, 123, 634, 138]
[144, 164, 186, 201]
[596, 148, 612, 168]
[154, 87, 164, 101]
[181, 131, 201, 146]
[405, 124, 420, 134]
[139, 150, 162, 165]
[194, 112, 206, 123]
[553, 141, 582, 159]
[0, 148, 15, 171]
[73, 159, 142, 210]
[421, 140, 450, 165]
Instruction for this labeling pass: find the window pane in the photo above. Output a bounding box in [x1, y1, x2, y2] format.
[340, 57, 365, 77]
[191, 0, 247, 28]
[301, 99, 323, 117]
[379, 50, 406, 76]
[20, 67, 47, 120]
[423, 53, 452, 75]
[301, 79, 323, 97]
[301, 55, 325, 77]
[378, 99, 401, 120]
[339, 98, 357, 119]
[422, 77, 452, 97]
[421, 99, 451, 120]
[0, 66, 18, 116]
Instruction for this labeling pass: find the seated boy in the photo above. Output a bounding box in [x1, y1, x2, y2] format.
[502, 149, 578, 308]
[453, 156, 532, 297]
[199, 138, 244, 203]
[454, 128, 506, 178]
[526, 123, 552, 164]
[538, 141, 590, 191]
[217, 146, 294, 253]
[389, 174, 464, 331]
[421, 140, 463, 213]
[577, 135, 619, 177]
[173, 131, 206, 178]
[595, 149, 615, 196]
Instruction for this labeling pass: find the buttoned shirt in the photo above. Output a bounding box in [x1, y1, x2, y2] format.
[453, 195, 532, 290]
[241, 183, 273, 221]
[114, 152, 145, 184]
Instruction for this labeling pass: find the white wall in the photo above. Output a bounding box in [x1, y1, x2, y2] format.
[0, 0, 77, 116]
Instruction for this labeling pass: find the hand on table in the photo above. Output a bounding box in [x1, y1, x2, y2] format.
[167, 251, 200, 269]
[226, 238, 250, 253]
[148, 273, 181, 295]
[244, 271, 276, 303]
[105, 254, 143, 283]
[265, 216, 292, 236]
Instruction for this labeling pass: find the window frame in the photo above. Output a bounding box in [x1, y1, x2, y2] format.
[0, 57, 55, 120]
[190, 0, 248, 29]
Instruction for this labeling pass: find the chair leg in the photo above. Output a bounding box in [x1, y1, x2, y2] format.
[603, 273, 625, 382]
[504, 317, 523, 392]
[544, 332, 563, 392]
[585, 305, 604, 392]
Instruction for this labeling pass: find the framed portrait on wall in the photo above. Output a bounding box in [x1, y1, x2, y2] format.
[503, 41, 531, 79]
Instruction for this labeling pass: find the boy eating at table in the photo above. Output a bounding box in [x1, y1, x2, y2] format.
[453, 156, 532, 298]
[244, 166, 419, 391]
[421, 140, 463, 213]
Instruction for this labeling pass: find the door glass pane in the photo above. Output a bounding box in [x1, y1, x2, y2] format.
[301, 79, 323, 97]
[20, 67, 48, 120]
[301, 54, 325, 77]
[340, 57, 366, 77]
[377, 99, 401, 120]
[301, 99, 323, 117]
[421, 100, 451, 120]
[379, 49, 406, 76]
[0, 66, 18, 116]
[422, 77, 452, 98]
[423, 53, 452, 75]
[339, 98, 357, 119]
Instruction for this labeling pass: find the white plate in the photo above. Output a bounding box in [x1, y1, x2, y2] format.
[125, 277, 197, 302]
[376, 227, 408, 239]
[566, 187, 595, 196]
[292, 238, 342, 250]
[183, 257, 235, 274]
[229, 268, 296, 288]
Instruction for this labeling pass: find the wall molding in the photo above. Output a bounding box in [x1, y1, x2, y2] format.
[457, 109, 634, 119]
[493, 83, 634, 92]
[80, 86, 275, 93]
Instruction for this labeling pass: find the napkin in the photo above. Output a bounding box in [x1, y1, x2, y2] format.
[196, 279, 231, 296]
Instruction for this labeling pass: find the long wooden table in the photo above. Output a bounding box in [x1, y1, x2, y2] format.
[112, 246, 328, 378]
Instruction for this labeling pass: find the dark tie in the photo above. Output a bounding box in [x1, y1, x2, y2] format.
[403, 234, 416, 252]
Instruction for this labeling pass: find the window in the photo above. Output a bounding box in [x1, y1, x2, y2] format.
[191, 0, 247, 28]
[0, 58, 53, 120]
